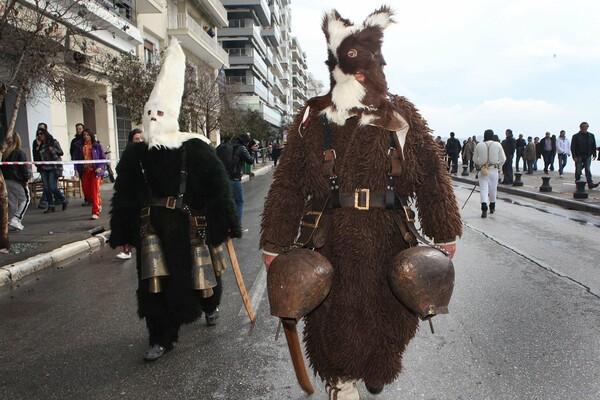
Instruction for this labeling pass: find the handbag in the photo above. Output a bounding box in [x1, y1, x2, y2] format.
[479, 143, 491, 176]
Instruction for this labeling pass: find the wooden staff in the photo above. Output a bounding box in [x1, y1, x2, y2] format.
[225, 238, 256, 324]
[281, 318, 315, 394]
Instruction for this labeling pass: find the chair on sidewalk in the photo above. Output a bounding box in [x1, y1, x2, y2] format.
[59, 176, 82, 199]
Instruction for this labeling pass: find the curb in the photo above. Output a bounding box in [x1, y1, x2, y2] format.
[0, 231, 110, 287]
[452, 176, 600, 215]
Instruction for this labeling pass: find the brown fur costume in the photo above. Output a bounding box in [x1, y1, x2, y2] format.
[260, 6, 462, 390]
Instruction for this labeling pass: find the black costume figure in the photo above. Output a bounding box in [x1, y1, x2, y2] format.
[109, 139, 240, 359]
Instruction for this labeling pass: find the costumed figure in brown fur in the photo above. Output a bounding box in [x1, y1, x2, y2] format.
[260, 6, 462, 399]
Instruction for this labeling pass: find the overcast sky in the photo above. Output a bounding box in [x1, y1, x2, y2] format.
[290, 0, 600, 140]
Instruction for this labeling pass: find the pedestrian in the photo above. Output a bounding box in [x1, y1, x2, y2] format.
[215, 132, 256, 226]
[550, 134, 557, 171]
[72, 128, 106, 220]
[271, 143, 282, 167]
[261, 7, 462, 398]
[69, 123, 84, 160]
[540, 131, 555, 174]
[116, 128, 144, 260]
[33, 128, 68, 213]
[474, 129, 506, 217]
[515, 133, 526, 172]
[571, 122, 598, 189]
[462, 137, 475, 172]
[445, 131, 461, 174]
[501, 129, 516, 184]
[555, 130, 570, 177]
[1, 132, 31, 231]
[109, 39, 240, 361]
[523, 136, 536, 174]
[32, 122, 49, 209]
[533, 136, 541, 171]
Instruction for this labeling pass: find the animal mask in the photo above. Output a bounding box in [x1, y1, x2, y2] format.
[322, 6, 394, 122]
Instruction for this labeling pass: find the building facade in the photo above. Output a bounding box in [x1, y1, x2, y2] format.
[0, 0, 309, 167]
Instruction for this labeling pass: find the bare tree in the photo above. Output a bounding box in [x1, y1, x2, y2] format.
[0, 0, 95, 250]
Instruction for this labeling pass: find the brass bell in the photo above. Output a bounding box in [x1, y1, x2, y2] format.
[140, 234, 169, 293]
[388, 246, 455, 320]
[267, 248, 334, 321]
[191, 242, 217, 293]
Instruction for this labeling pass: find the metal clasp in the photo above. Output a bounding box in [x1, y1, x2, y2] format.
[354, 188, 370, 210]
[402, 205, 415, 222]
[300, 211, 322, 228]
[165, 196, 177, 209]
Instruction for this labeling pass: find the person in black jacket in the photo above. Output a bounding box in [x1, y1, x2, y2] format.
[515, 133, 527, 172]
[216, 133, 257, 225]
[33, 128, 68, 213]
[444, 131, 461, 174]
[1, 132, 32, 230]
[501, 129, 516, 184]
[571, 122, 598, 189]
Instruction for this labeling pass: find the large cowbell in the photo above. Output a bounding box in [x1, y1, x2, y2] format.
[140, 234, 169, 293]
[388, 246, 455, 320]
[267, 248, 334, 321]
[191, 242, 218, 297]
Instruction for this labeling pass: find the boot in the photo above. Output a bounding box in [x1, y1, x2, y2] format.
[588, 182, 599, 190]
[489, 202, 495, 214]
[326, 380, 360, 400]
[205, 308, 220, 326]
[43, 205, 56, 214]
[481, 203, 487, 218]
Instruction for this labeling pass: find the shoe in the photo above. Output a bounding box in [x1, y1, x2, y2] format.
[37, 202, 48, 209]
[9, 217, 24, 231]
[143, 344, 165, 361]
[43, 206, 55, 213]
[366, 385, 384, 395]
[62, 201, 68, 211]
[205, 308, 219, 326]
[81, 201, 91, 206]
[99, 205, 103, 213]
[588, 182, 599, 190]
[481, 203, 488, 218]
[559, 174, 564, 178]
[489, 203, 495, 214]
[116, 251, 131, 260]
[91, 214, 99, 220]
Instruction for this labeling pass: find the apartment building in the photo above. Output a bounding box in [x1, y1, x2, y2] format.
[218, 0, 310, 129]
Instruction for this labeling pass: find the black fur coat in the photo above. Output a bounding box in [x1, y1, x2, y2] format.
[110, 139, 240, 323]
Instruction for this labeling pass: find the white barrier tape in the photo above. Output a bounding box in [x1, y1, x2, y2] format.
[0, 159, 119, 165]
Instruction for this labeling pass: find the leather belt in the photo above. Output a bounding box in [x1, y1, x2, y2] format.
[338, 189, 387, 210]
[148, 196, 180, 209]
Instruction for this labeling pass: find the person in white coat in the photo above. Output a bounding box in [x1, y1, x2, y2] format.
[473, 129, 506, 217]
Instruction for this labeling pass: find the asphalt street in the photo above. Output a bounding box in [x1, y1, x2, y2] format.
[1, 171, 599, 400]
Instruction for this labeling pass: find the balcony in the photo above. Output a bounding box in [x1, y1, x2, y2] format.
[219, 24, 265, 54]
[228, 76, 270, 103]
[168, 13, 229, 69]
[261, 26, 282, 47]
[220, 0, 271, 26]
[270, 3, 281, 24]
[228, 48, 269, 81]
[190, 0, 228, 27]
[20, 0, 144, 50]
[136, 0, 164, 14]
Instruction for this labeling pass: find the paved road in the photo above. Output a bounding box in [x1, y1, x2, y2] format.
[1, 171, 599, 399]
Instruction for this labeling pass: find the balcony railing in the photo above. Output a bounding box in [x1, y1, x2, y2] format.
[168, 13, 229, 65]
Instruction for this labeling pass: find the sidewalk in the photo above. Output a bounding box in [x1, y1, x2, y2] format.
[0, 161, 275, 287]
[2, 162, 598, 286]
[452, 167, 600, 215]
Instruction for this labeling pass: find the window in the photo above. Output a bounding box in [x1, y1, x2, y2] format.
[115, 105, 132, 157]
[144, 40, 155, 64]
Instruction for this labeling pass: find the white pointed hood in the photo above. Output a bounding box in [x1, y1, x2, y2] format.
[143, 38, 210, 149]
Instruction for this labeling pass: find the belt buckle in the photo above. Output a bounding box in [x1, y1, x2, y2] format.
[300, 211, 322, 228]
[165, 196, 177, 209]
[354, 188, 370, 210]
